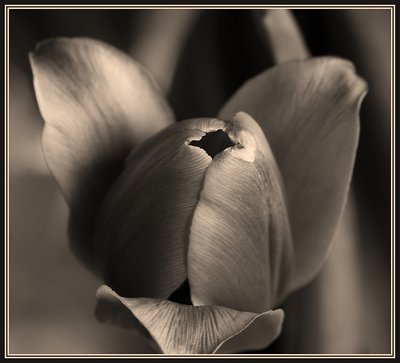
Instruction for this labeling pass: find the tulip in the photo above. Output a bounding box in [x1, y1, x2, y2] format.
[29, 30, 367, 354]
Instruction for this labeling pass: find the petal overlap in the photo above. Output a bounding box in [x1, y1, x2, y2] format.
[188, 112, 293, 312]
[30, 37, 175, 270]
[94, 118, 229, 298]
[219, 57, 367, 291]
[95, 113, 293, 307]
[29, 30, 368, 355]
[96, 285, 284, 354]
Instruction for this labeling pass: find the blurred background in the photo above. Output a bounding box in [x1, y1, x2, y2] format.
[8, 8, 392, 354]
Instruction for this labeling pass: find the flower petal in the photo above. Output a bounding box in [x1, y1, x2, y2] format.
[29, 37, 174, 270]
[219, 57, 367, 291]
[93, 118, 227, 298]
[188, 112, 294, 313]
[95, 285, 284, 354]
[214, 306, 283, 354]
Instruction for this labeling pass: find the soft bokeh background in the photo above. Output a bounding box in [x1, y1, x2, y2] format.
[8, 8, 392, 354]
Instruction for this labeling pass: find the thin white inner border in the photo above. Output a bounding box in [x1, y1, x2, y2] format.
[4, 3, 396, 359]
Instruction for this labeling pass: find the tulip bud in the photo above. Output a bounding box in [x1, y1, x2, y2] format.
[94, 112, 293, 313]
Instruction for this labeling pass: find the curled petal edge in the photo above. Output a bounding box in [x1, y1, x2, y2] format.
[95, 285, 284, 354]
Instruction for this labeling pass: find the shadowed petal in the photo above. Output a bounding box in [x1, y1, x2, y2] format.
[94, 118, 226, 299]
[95, 285, 284, 354]
[188, 112, 294, 313]
[219, 57, 367, 292]
[29, 37, 174, 270]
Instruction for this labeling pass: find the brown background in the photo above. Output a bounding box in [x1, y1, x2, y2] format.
[8, 8, 392, 354]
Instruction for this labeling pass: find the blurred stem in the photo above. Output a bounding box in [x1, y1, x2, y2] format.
[129, 10, 201, 93]
[261, 9, 309, 64]
[276, 192, 368, 353]
[304, 190, 390, 353]
[313, 192, 365, 352]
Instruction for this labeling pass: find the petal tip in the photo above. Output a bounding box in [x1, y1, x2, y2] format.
[96, 284, 114, 299]
[30, 37, 69, 64]
[33, 37, 57, 53]
[214, 308, 285, 354]
[322, 56, 369, 102]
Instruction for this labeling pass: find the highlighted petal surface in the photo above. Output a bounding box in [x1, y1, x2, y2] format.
[219, 57, 367, 291]
[30, 37, 174, 270]
[94, 119, 226, 298]
[189, 112, 293, 313]
[96, 285, 284, 354]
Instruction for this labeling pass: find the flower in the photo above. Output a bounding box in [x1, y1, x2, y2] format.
[29, 32, 367, 354]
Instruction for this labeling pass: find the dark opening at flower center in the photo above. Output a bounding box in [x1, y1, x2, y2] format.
[168, 280, 192, 305]
[189, 129, 234, 158]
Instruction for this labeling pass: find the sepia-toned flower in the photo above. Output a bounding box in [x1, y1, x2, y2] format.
[29, 30, 367, 353]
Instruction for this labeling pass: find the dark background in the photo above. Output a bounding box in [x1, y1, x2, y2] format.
[8, 8, 392, 354]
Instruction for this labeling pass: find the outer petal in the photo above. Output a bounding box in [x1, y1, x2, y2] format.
[219, 57, 367, 291]
[95, 285, 284, 354]
[188, 112, 294, 313]
[29, 37, 174, 270]
[93, 118, 226, 298]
